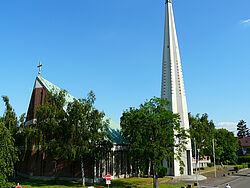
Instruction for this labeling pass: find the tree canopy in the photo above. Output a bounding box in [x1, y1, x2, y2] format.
[189, 113, 215, 158]
[120, 97, 189, 188]
[35, 90, 71, 163]
[67, 91, 112, 184]
[237, 120, 249, 139]
[214, 128, 238, 164]
[31, 90, 112, 185]
[0, 96, 19, 186]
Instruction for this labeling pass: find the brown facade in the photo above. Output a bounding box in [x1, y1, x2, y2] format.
[17, 150, 93, 179]
[17, 149, 129, 180]
[26, 87, 46, 122]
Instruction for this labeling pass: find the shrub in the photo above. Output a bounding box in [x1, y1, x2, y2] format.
[238, 156, 250, 164]
[242, 163, 248, 168]
[158, 166, 168, 178]
[234, 163, 248, 171]
[234, 166, 239, 171]
[207, 162, 214, 167]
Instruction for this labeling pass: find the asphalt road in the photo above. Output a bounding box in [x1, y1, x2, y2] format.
[215, 168, 250, 188]
[166, 168, 250, 188]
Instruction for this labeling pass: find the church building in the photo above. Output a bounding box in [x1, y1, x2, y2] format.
[17, 68, 129, 182]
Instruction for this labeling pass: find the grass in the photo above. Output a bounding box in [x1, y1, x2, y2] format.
[14, 176, 82, 188]
[14, 176, 180, 188]
[142, 185, 187, 188]
[193, 165, 235, 174]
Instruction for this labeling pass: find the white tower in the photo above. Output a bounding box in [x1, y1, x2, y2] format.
[161, 0, 193, 176]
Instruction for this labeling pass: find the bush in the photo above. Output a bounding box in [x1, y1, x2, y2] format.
[238, 156, 250, 164]
[242, 163, 248, 168]
[207, 163, 214, 167]
[200, 167, 205, 170]
[234, 166, 239, 171]
[158, 166, 168, 178]
[234, 163, 248, 171]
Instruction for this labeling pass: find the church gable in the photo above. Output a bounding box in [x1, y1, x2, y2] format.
[26, 78, 46, 125]
[25, 76, 123, 144]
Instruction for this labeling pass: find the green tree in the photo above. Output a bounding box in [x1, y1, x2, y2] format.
[215, 129, 238, 164]
[120, 97, 188, 188]
[1, 96, 18, 136]
[0, 123, 18, 187]
[32, 90, 111, 186]
[189, 113, 215, 158]
[67, 91, 112, 186]
[0, 96, 19, 186]
[237, 120, 249, 139]
[35, 90, 72, 180]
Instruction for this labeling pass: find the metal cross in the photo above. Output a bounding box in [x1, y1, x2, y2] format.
[37, 61, 43, 75]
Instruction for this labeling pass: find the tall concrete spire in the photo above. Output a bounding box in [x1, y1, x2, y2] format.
[161, 0, 193, 176]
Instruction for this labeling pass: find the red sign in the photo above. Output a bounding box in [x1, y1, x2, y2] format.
[16, 186, 22, 188]
[106, 174, 111, 181]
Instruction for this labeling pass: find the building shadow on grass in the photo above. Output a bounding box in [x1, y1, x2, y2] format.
[14, 176, 82, 187]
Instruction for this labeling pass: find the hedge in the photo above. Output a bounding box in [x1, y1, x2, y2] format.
[207, 162, 214, 167]
[238, 156, 250, 164]
[234, 163, 248, 171]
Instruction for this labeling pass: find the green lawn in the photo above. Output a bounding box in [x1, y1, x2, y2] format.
[141, 185, 187, 188]
[14, 176, 82, 188]
[193, 165, 235, 174]
[14, 176, 183, 188]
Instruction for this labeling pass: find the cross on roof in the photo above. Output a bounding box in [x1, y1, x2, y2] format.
[37, 61, 43, 75]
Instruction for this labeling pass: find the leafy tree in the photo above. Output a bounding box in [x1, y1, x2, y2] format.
[189, 113, 215, 158]
[67, 91, 112, 186]
[34, 90, 72, 180]
[215, 129, 238, 164]
[0, 96, 19, 186]
[1, 96, 18, 136]
[14, 113, 26, 147]
[0, 123, 18, 187]
[32, 90, 111, 186]
[237, 120, 249, 139]
[120, 97, 188, 188]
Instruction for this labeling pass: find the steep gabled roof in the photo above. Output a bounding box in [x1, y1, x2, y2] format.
[35, 76, 123, 145]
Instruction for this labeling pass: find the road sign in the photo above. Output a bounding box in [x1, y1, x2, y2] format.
[16, 186, 22, 188]
[106, 174, 111, 181]
[106, 180, 111, 184]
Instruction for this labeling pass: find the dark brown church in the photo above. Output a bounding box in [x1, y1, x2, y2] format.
[16, 74, 129, 182]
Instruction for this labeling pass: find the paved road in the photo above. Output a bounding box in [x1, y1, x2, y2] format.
[165, 168, 250, 188]
[216, 168, 250, 188]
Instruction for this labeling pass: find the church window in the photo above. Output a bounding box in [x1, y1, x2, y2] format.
[40, 90, 43, 105]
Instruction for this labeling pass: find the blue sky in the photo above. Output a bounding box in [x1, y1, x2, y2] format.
[0, 0, 249, 134]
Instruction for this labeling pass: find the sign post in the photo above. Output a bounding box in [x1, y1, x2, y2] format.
[106, 174, 111, 188]
[16, 183, 22, 188]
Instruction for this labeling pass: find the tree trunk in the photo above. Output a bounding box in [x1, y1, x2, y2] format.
[153, 162, 159, 188]
[93, 160, 96, 184]
[55, 160, 58, 183]
[81, 160, 85, 186]
[148, 161, 151, 177]
[153, 172, 159, 188]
